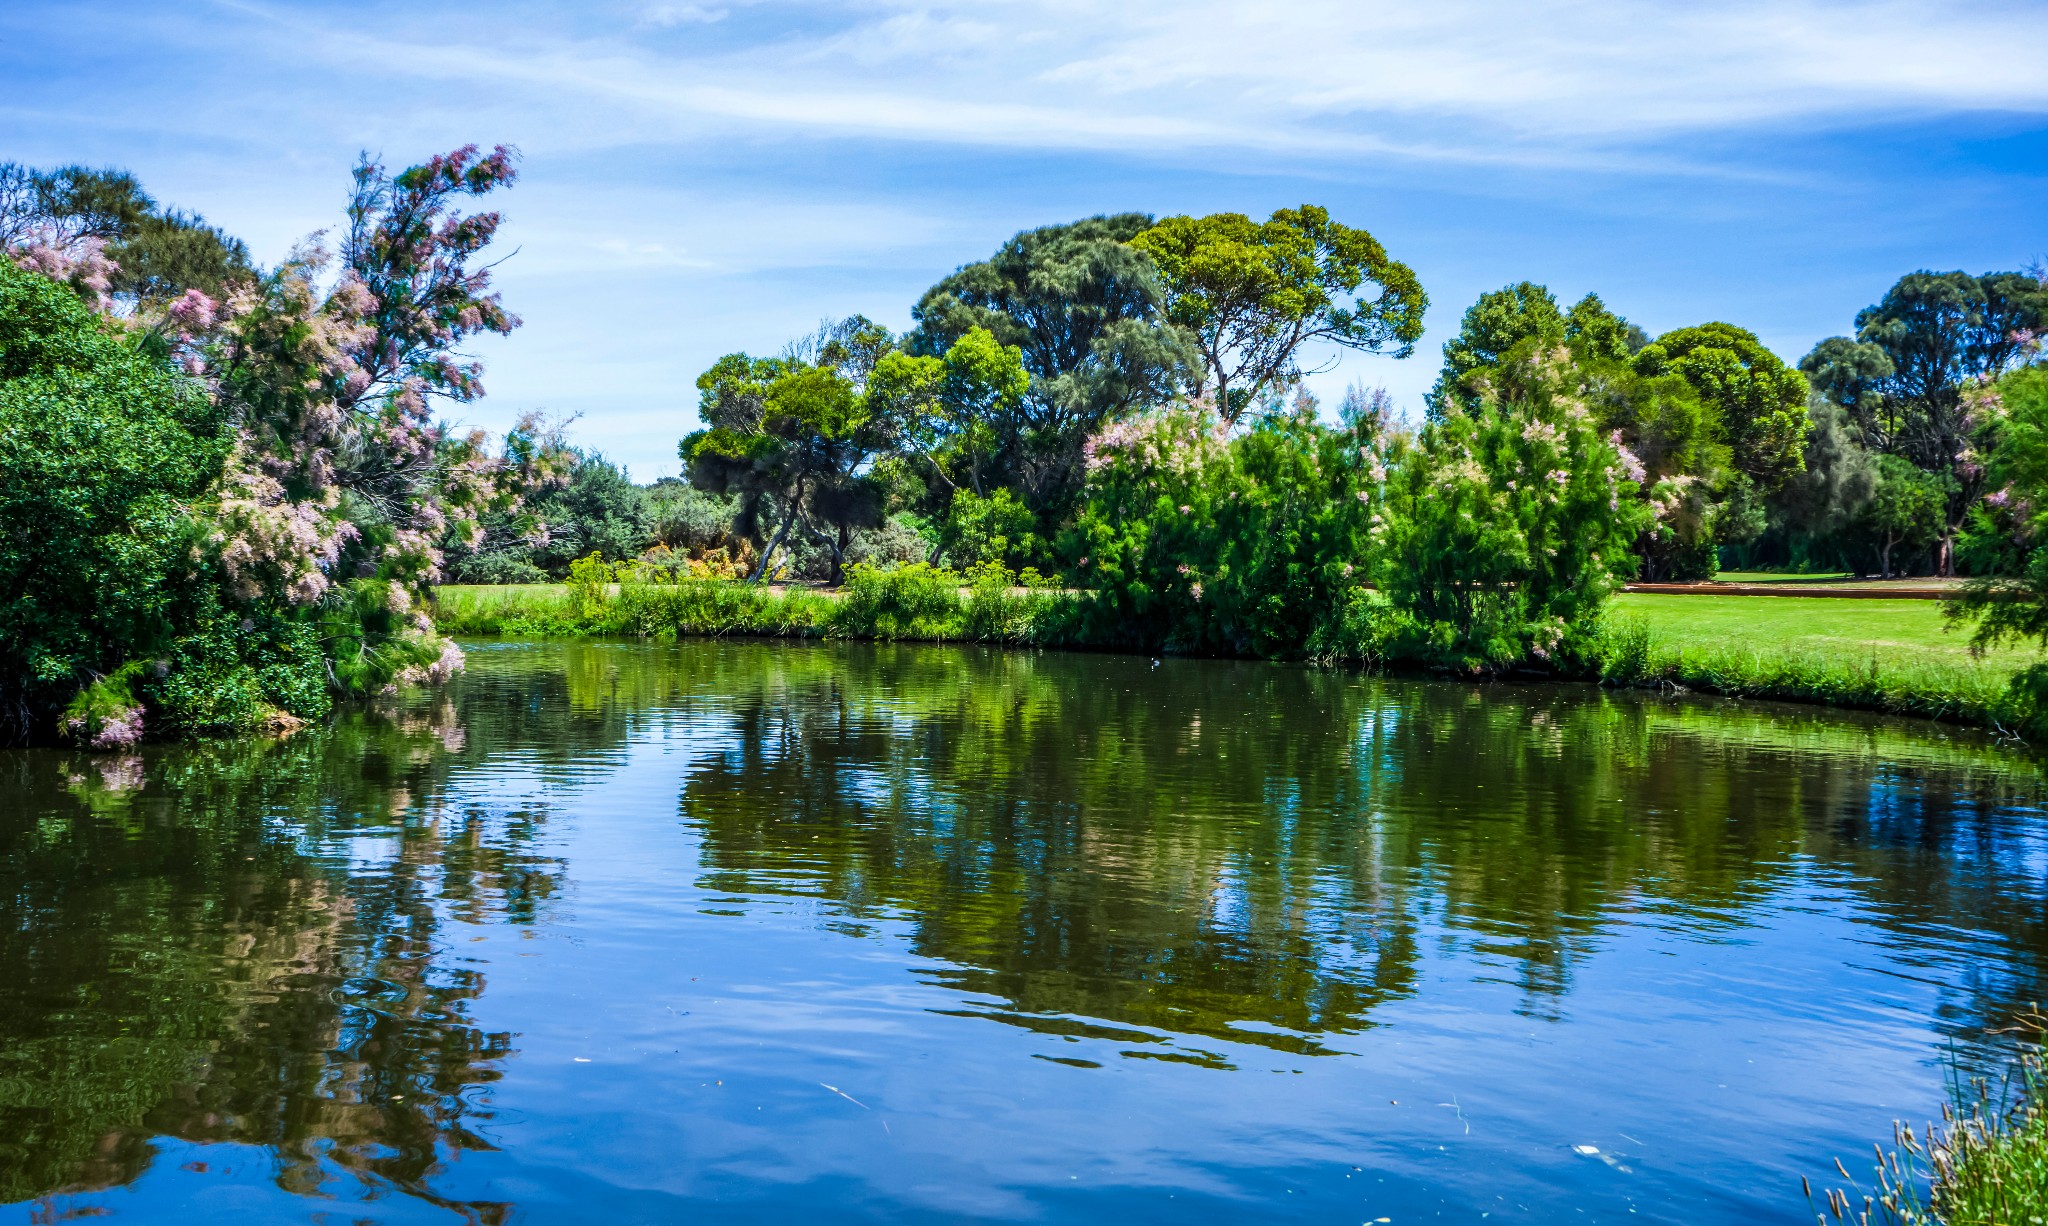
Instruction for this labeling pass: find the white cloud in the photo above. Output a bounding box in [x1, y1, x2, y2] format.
[639, 3, 727, 26]
[182, 0, 2048, 172]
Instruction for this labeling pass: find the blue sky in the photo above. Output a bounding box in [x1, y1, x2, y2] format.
[3, 0, 2045, 479]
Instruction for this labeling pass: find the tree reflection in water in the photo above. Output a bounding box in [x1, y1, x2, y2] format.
[676, 645, 2048, 1059]
[1, 639, 2044, 1220]
[0, 689, 561, 1222]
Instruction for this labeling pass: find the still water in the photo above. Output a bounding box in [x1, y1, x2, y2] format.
[3, 640, 2045, 1223]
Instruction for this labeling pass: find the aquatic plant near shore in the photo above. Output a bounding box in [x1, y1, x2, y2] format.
[1815, 1020, 2048, 1225]
[61, 666, 148, 751]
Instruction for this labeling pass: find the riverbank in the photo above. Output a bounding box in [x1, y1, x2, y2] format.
[1827, 1037, 2048, 1224]
[431, 576, 2046, 741]
[1597, 593, 2037, 734]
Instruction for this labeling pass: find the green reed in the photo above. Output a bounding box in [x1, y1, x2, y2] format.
[1814, 1030, 2048, 1225]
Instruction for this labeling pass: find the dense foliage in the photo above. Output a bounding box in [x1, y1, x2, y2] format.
[7, 150, 2046, 743]
[1, 145, 563, 746]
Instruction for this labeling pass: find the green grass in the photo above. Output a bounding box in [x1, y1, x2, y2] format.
[1821, 1043, 2048, 1225]
[432, 569, 1083, 646]
[1712, 570, 1854, 584]
[1596, 594, 2043, 733]
[1611, 593, 2036, 671]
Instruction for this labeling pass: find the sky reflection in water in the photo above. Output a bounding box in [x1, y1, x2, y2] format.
[2, 639, 2044, 1224]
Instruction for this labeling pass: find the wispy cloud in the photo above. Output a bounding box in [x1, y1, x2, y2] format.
[173, 0, 2048, 175]
[5, 0, 2041, 479]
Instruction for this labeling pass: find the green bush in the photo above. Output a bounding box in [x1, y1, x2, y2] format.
[0, 258, 233, 743]
[1065, 403, 1379, 655]
[1375, 353, 1649, 670]
[828, 563, 966, 639]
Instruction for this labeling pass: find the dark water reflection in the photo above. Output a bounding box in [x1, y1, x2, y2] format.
[2, 640, 2045, 1223]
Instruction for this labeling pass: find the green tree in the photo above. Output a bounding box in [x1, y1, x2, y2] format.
[1744, 398, 1880, 573]
[686, 354, 872, 583]
[1375, 349, 1650, 668]
[0, 257, 318, 745]
[448, 450, 652, 580]
[1632, 323, 1810, 492]
[0, 162, 251, 303]
[854, 325, 1034, 560]
[1429, 282, 1566, 416]
[1433, 288, 1718, 579]
[1805, 270, 2048, 573]
[1950, 368, 2048, 652]
[685, 317, 1024, 583]
[909, 214, 1195, 505]
[1859, 453, 1949, 578]
[1065, 400, 1380, 655]
[1430, 284, 1650, 413]
[1131, 205, 1426, 422]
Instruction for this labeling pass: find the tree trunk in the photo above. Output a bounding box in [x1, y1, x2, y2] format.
[750, 483, 803, 583]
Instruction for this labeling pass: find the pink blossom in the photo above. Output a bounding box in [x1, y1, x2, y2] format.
[66, 704, 144, 751]
[166, 288, 218, 332]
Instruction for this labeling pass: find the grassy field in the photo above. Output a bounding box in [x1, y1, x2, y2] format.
[1611, 593, 2036, 672]
[1600, 592, 2042, 732]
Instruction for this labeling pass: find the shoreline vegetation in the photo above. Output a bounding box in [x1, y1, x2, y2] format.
[1817, 1024, 2048, 1225]
[431, 568, 2043, 741]
[2, 141, 2045, 767]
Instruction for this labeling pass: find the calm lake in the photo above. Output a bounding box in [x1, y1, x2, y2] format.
[3, 639, 2045, 1223]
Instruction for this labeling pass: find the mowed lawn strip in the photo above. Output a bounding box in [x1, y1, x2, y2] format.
[1610, 593, 2039, 675]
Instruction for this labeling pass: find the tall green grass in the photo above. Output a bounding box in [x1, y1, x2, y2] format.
[433, 563, 1084, 646]
[1816, 1031, 2048, 1225]
[1583, 615, 2023, 733]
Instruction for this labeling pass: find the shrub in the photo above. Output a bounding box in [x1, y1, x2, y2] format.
[0, 258, 238, 743]
[828, 562, 966, 640]
[937, 488, 1037, 568]
[1374, 351, 1649, 670]
[1067, 401, 1380, 655]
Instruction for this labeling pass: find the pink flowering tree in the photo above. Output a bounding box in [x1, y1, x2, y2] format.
[187, 145, 563, 694]
[1065, 387, 1386, 654]
[3, 146, 563, 747]
[1373, 349, 1649, 670]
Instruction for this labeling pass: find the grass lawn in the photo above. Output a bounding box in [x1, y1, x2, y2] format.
[1610, 592, 2039, 675]
[436, 582, 564, 605]
[1711, 570, 1854, 584]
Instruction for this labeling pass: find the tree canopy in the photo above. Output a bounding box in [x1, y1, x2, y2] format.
[909, 214, 1194, 506]
[1633, 323, 1810, 492]
[1131, 205, 1426, 422]
[1802, 269, 2048, 571]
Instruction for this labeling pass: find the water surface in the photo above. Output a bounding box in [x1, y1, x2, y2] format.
[3, 640, 2045, 1223]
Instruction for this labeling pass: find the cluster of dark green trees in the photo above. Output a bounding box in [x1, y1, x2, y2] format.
[453, 211, 2048, 677]
[619, 214, 2043, 594]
